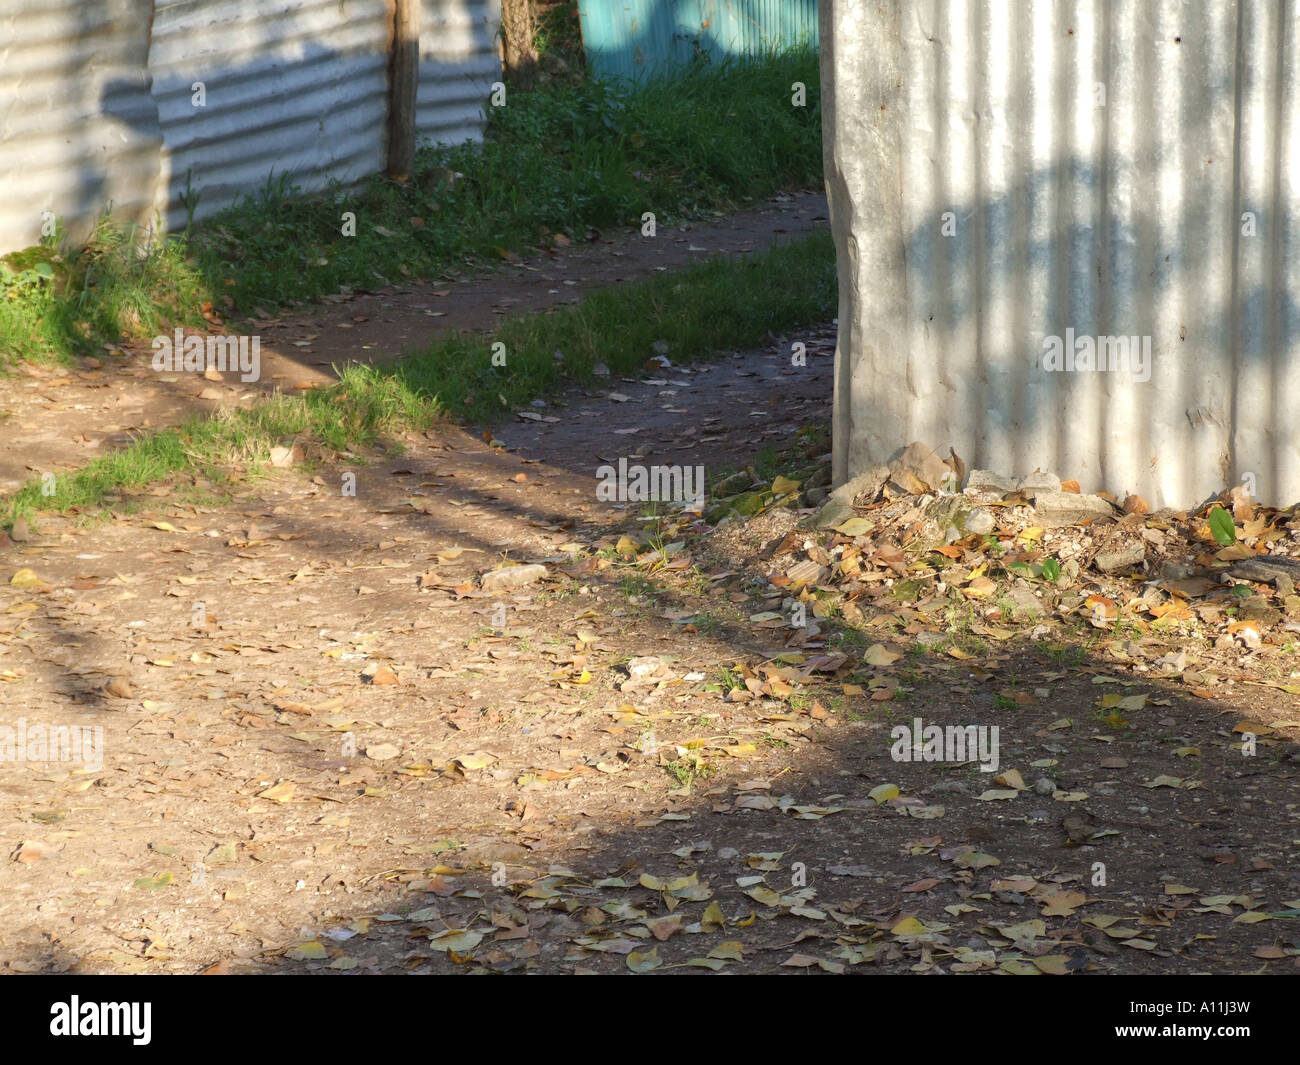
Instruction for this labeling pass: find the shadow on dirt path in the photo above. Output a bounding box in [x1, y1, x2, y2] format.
[3, 320, 1299, 975]
[0, 192, 828, 497]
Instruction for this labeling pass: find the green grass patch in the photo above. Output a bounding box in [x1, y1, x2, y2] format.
[6, 229, 834, 520]
[1, 49, 821, 368]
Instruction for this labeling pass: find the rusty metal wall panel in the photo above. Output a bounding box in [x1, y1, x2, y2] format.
[148, 0, 393, 230]
[0, 0, 165, 253]
[825, 0, 1300, 509]
[417, 0, 501, 146]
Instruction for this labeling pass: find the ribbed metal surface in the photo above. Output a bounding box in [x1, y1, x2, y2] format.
[149, 0, 392, 230]
[417, 0, 502, 146]
[826, 0, 1300, 509]
[0, 0, 502, 255]
[578, 0, 818, 83]
[0, 0, 165, 252]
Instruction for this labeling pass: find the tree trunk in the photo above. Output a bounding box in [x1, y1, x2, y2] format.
[500, 0, 540, 91]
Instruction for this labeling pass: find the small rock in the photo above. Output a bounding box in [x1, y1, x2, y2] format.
[965, 508, 995, 535]
[803, 486, 828, 507]
[1034, 777, 1055, 796]
[1239, 598, 1281, 627]
[966, 469, 1018, 494]
[626, 656, 667, 680]
[480, 563, 548, 593]
[1018, 470, 1061, 493]
[1033, 490, 1115, 528]
[717, 847, 740, 860]
[104, 677, 134, 699]
[806, 464, 832, 489]
[1093, 543, 1146, 573]
[828, 464, 890, 507]
[269, 444, 304, 468]
[9, 515, 31, 542]
[814, 499, 855, 529]
[1162, 560, 1193, 580]
[1005, 583, 1043, 619]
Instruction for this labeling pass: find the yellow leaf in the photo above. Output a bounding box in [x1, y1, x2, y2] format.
[9, 568, 47, 589]
[700, 901, 726, 931]
[152, 521, 178, 533]
[863, 644, 901, 667]
[626, 947, 662, 972]
[286, 940, 327, 960]
[869, 783, 900, 804]
[429, 929, 484, 952]
[257, 782, 296, 803]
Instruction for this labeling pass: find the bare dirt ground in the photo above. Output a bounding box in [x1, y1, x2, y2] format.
[3, 310, 1300, 974]
[0, 191, 827, 496]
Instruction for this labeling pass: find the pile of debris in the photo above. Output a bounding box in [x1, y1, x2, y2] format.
[709, 441, 1300, 660]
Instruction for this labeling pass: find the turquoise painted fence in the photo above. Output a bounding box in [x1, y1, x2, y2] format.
[576, 0, 818, 83]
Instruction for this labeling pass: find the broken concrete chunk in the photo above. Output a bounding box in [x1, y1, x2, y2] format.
[1004, 582, 1044, 619]
[480, 563, 548, 593]
[965, 469, 1018, 495]
[1032, 490, 1115, 528]
[828, 464, 889, 507]
[814, 499, 855, 529]
[1093, 543, 1146, 573]
[1018, 470, 1061, 493]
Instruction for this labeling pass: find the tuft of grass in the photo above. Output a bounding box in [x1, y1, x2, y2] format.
[1, 50, 820, 368]
[5, 229, 834, 520]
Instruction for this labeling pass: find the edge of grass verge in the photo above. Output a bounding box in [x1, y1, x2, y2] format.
[4, 229, 834, 523]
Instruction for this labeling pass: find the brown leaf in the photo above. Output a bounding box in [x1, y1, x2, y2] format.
[13, 840, 50, 865]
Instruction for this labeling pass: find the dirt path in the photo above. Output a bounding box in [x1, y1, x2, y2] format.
[3, 316, 1299, 974]
[0, 191, 828, 496]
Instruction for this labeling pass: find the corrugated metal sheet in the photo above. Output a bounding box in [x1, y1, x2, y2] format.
[825, 0, 1300, 509]
[149, 0, 392, 231]
[578, 0, 818, 83]
[417, 0, 502, 146]
[0, 0, 165, 252]
[0, 0, 502, 255]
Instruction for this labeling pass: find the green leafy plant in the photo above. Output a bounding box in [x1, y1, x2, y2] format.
[1208, 505, 1236, 546]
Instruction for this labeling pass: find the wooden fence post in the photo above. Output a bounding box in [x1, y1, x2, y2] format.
[387, 0, 419, 177]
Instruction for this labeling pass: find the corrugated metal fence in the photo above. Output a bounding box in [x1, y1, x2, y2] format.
[825, 0, 1300, 509]
[0, 0, 501, 254]
[578, 0, 818, 83]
